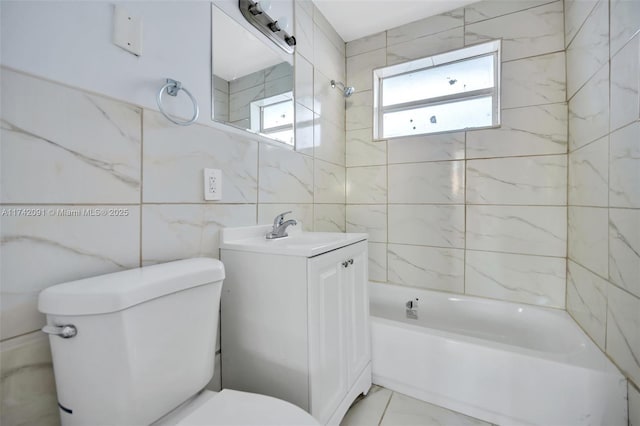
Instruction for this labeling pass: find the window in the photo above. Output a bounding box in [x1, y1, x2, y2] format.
[373, 40, 501, 139]
[250, 92, 294, 145]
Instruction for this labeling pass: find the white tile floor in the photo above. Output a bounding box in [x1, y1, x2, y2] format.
[341, 386, 496, 426]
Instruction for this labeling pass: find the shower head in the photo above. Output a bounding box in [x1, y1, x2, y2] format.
[331, 80, 355, 97]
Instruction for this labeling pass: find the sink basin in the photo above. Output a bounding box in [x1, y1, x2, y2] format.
[220, 225, 368, 257]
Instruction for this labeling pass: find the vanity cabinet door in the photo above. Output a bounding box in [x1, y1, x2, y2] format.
[342, 242, 370, 385]
[308, 248, 349, 425]
[307, 242, 369, 425]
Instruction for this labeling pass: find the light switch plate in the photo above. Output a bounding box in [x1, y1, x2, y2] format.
[204, 168, 222, 201]
[113, 5, 142, 56]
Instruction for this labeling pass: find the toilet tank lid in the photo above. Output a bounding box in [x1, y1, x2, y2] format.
[38, 258, 224, 316]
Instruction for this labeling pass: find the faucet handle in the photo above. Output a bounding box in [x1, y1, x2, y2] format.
[273, 211, 292, 226]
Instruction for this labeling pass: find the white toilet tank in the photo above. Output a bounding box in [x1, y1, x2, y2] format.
[38, 258, 225, 426]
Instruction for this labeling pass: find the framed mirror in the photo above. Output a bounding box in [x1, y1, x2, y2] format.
[211, 2, 294, 146]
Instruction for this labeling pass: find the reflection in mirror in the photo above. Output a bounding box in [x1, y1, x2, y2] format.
[212, 3, 294, 146]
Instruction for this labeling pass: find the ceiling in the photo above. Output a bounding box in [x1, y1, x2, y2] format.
[312, 0, 479, 42]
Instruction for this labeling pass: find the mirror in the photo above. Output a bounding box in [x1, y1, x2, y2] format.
[211, 2, 294, 146]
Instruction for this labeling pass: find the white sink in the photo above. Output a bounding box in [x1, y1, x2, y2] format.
[220, 224, 368, 257]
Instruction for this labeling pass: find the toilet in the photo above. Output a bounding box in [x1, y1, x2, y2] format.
[38, 258, 319, 426]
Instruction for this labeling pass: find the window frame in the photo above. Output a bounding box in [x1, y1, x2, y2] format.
[373, 40, 501, 140]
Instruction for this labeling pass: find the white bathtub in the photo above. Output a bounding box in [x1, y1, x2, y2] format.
[369, 282, 628, 426]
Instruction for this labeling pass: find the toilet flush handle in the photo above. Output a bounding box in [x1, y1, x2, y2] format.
[42, 324, 77, 339]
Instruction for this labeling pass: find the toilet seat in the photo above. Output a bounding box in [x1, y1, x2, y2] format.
[173, 389, 320, 426]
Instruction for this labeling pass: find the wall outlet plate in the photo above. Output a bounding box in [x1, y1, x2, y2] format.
[204, 168, 222, 201]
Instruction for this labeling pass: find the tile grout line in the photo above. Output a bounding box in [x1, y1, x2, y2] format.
[377, 390, 395, 426]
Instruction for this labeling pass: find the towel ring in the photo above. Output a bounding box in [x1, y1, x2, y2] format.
[157, 79, 199, 126]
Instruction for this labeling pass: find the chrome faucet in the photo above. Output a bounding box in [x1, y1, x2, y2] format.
[266, 211, 297, 239]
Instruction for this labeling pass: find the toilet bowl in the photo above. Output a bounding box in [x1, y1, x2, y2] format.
[155, 389, 319, 425]
[38, 258, 319, 426]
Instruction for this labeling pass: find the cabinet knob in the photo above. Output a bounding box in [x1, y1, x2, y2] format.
[342, 259, 354, 268]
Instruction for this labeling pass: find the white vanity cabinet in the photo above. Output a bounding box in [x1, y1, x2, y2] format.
[220, 227, 371, 426]
[308, 241, 370, 423]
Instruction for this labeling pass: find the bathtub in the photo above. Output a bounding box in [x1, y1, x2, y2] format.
[369, 282, 628, 426]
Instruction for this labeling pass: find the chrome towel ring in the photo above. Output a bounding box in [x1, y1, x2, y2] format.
[156, 78, 199, 126]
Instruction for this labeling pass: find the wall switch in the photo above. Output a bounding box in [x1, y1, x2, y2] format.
[204, 168, 222, 201]
[113, 5, 143, 56]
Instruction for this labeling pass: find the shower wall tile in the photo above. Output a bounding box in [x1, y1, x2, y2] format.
[466, 103, 567, 159]
[258, 144, 314, 203]
[295, 104, 315, 156]
[346, 166, 387, 204]
[566, 0, 609, 99]
[314, 113, 346, 166]
[606, 284, 640, 385]
[567, 260, 608, 349]
[388, 132, 465, 164]
[346, 31, 386, 57]
[387, 244, 465, 293]
[313, 3, 346, 58]
[0, 205, 140, 339]
[143, 111, 258, 203]
[610, 34, 640, 131]
[568, 136, 609, 207]
[386, 27, 464, 66]
[568, 65, 610, 151]
[388, 161, 465, 204]
[609, 208, 640, 298]
[465, 1, 564, 62]
[388, 204, 465, 249]
[141, 204, 256, 265]
[346, 129, 387, 167]
[368, 242, 388, 282]
[609, 122, 640, 208]
[346, 90, 373, 131]
[501, 52, 566, 109]
[344, 0, 573, 309]
[294, 0, 314, 62]
[346, 204, 387, 242]
[610, 0, 640, 56]
[295, 53, 314, 111]
[466, 251, 566, 308]
[314, 69, 345, 129]
[386, 8, 463, 46]
[313, 19, 344, 84]
[0, 69, 141, 204]
[0, 332, 58, 426]
[346, 48, 386, 91]
[257, 204, 314, 232]
[466, 155, 567, 205]
[465, 0, 555, 24]
[314, 159, 346, 204]
[564, 0, 598, 47]
[568, 206, 609, 277]
[313, 204, 346, 232]
[466, 205, 566, 257]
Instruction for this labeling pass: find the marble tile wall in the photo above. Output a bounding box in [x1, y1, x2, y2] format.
[0, 1, 346, 422]
[564, 0, 640, 403]
[345, 0, 569, 310]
